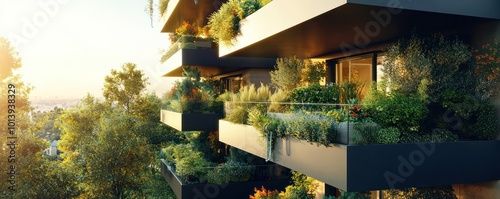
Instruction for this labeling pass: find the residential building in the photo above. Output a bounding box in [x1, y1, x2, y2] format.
[159, 0, 500, 198]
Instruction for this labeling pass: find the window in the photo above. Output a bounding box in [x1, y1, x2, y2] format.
[332, 53, 386, 98]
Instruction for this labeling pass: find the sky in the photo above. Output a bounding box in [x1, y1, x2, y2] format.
[0, 0, 176, 100]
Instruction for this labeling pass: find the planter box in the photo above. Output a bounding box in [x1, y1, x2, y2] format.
[219, 120, 500, 192]
[160, 110, 223, 131]
[160, 159, 290, 199]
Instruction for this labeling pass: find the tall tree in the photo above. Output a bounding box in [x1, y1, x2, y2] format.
[78, 111, 152, 199]
[0, 37, 21, 81]
[0, 37, 34, 198]
[103, 63, 148, 112]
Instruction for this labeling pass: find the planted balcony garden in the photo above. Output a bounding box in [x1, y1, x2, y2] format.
[218, 35, 500, 193]
[160, 21, 213, 63]
[161, 67, 224, 131]
[159, 130, 291, 198]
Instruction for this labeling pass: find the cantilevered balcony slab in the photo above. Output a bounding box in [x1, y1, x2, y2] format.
[160, 160, 290, 199]
[159, 0, 228, 33]
[161, 47, 277, 77]
[219, 0, 500, 58]
[160, 110, 223, 132]
[219, 120, 500, 192]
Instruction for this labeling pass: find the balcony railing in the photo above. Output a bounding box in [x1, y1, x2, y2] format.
[160, 35, 214, 63]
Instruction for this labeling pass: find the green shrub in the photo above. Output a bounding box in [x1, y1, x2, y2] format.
[279, 112, 337, 146]
[268, 89, 289, 113]
[226, 105, 248, 124]
[339, 81, 363, 103]
[290, 83, 340, 111]
[223, 84, 271, 124]
[383, 34, 470, 99]
[353, 121, 381, 145]
[471, 104, 500, 140]
[271, 56, 305, 92]
[383, 185, 457, 199]
[202, 160, 254, 184]
[166, 67, 222, 113]
[279, 171, 317, 199]
[271, 57, 326, 93]
[208, 0, 262, 45]
[376, 127, 400, 144]
[365, 87, 428, 135]
[400, 128, 458, 143]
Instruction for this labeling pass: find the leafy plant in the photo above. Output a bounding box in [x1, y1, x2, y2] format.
[364, 85, 428, 135]
[290, 83, 340, 111]
[271, 57, 326, 93]
[375, 127, 400, 144]
[224, 84, 271, 124]
[383, 33, 470, 99]
[250, 186, 280, 199]
[400, 128, 458, 143]
[208, 0, 262, 45]
[339, 81, 363, 103]
[279, 112, 337, 146]
[471, 103, 500, 140]
[383, 185, 457, 199]
[268, 89, 289, 113]
[165, 67, 222, 113]
[204, 160, 255, 184]
[474, 40, 500, 100]
[279, 171, 317, 199]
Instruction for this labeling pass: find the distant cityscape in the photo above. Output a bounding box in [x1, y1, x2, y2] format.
[31, 98, 81, 112]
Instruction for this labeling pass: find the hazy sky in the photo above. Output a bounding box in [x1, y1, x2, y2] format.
[0, 0, 176, 99]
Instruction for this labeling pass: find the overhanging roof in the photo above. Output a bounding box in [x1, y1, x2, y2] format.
[219, 0, 500, 58]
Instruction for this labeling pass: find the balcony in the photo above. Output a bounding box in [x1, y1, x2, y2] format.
[160, 109, 223, 132]
[218, 0, 500, 58]
[160, 159, 290, 199]
[160, 35, 277, 77]
[219, 119, 500, 192]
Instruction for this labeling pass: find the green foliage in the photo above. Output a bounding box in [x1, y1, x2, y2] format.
[270, 57, 326, 93]
[471, 104, 500, 140]
[208, 0, 262, 45]
[268, 89, 289, 112]
[364, 86, 428, 135]
[339, 81, 363, 103]
[203, 160, 255, 184]
[302, 61, 326, 85]
[383, 34, 470, 99]
[278, 112, 337, 146]
[175, 146, 212, 183]
[375, 127, 400, 144]
[224, 84, 271, 124]
[0, 37, 21, 81]
[279, 171, 317, 199]
[383, 185, 457, 199]
[166, 67, 222, 113]
[352, 121, 381, 145]
[226, 105, 249, 124]
[103, 62, 148, 112]
[400, 128, 458, 143]
[290, 83, 340, 111]
[270, 56, 305, 92]
[474, 40, 500, 100]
